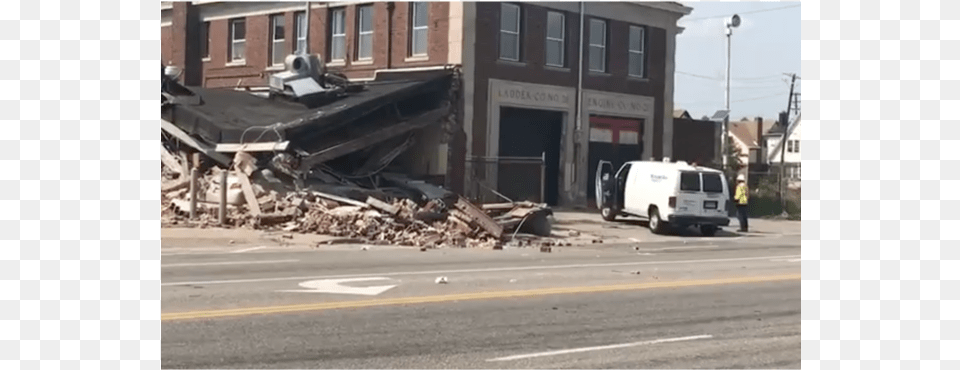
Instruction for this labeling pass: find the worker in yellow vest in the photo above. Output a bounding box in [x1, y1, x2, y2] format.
[734, 174, 749, 232]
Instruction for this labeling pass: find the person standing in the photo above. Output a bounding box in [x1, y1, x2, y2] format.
[734, 174, 749, 232]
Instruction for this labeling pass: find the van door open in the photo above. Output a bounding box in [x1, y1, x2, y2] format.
[595, 160, 614, 210]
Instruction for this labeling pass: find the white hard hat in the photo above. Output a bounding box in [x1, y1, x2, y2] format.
[737, 174, 745, 182]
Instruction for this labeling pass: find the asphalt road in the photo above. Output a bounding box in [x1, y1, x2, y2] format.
[162, 234, 800, 369]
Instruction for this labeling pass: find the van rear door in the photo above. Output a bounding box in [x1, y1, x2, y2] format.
[700, 172, 728, 216]
[675, 171, 704, 216]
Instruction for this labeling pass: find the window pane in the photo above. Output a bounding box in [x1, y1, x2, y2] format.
[499, 33, 518, 60]
[547, 12, 563, 39]
[413, 2, 428, 27]
[702, 173, 724, 193]
[628, 52, 642, 76]
[359, 6, 373, 32]
[589, 20, 604, 45]
[332, 35, 345, 60]
[200, 22, 209, 57]
[272, 41, 286, 64]
[232, 41, 245, 60]
[500, 4, 518, 32]
[412, 28, 428, 55]
[680, 172, 700, 192]
[589, 45, 603, 71]
[296, 39, 307, 54]
[359, 33, 373, 59]
[332, 9, 345, 34]
[629, 26, 642, 51]
[546, 39, 562, 66]
[296, 13, 306, 37]
[232, 20, 245, 40]
[273, 16, 285, 40]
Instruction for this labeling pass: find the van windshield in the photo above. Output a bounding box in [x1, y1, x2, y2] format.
[702, 173, 724, 193]
[679, 172, 700, 191]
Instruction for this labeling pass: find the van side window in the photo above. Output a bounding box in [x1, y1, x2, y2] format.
[679, 171, 700, 192]
[701, 173, 724, 193]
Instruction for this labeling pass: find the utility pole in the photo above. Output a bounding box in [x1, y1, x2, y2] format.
[722, 15, 741, 168]
[778, 73, 797, 215]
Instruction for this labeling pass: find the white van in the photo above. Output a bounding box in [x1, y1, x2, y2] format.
[595, 159, 731, 236]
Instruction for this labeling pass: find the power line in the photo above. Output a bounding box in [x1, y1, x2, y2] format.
[731, 92, 786, 103]
[680, 4, 801, 22]
[676, 71, 789, 82]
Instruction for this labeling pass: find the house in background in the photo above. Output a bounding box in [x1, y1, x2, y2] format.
[763, 114, 801, 187]
[728, 121, 758, 179]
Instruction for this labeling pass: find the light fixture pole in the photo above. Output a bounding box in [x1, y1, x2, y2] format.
[721, 14, 740, 169]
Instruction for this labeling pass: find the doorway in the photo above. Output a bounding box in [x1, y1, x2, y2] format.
[497, 106, 564, 205]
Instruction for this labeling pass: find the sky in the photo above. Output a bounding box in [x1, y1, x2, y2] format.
[674, 2, 801, 121]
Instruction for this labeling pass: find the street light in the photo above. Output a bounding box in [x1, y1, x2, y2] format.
[721, 14, 740, 168]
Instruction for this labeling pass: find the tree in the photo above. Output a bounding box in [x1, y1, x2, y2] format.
[723, 138, 745, 188]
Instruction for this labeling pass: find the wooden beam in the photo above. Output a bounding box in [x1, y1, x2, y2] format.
[161, 119, 233, 167]
[236, 170, 262, 217]
[366, 196, 399, 215]
[299, 108, 447, 171]
[453, 196, 503, 239]
[215, 141, 290, 152]
[312, 191, 368, 208]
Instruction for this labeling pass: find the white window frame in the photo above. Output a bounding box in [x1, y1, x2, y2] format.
[499, 3, 521, 61]
[356, 4, 374, 61]
[269, 14, 286, 66]
[628, 25, 645, 77]
[330, 8, 346, 61]
[294, 11, 307, 54]
[588, 19, 606, 72]
[410, 2, 428, 57]
[545, 11, 565, 67]
[229, 18, 246, 63]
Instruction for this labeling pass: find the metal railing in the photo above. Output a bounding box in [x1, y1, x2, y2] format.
[466, 154, 546, 203]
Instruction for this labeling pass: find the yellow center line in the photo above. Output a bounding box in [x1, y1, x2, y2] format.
[162, 274, 800, 321]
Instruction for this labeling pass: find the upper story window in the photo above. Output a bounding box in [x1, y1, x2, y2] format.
[329, 8, 346, 61]
[200, 21, 210, 59]
[269, 14, 286, 66]
[294, 11, 307, 54]
[545, 11, 564, 67]
[356, 4, 374, 60]
[787, 140, 800, 153]
[410, 2, 428, 56]
[229, 18, 246, 62]
[628, 25, 645, 77]
[588, 19, 606, 72]
[499, 3, 521, 61]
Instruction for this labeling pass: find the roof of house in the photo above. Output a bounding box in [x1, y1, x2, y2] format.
[729, 122, 759, 149]
[673, 109, 691, 119]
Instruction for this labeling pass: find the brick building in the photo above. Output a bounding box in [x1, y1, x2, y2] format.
[161, 1, 692, 207]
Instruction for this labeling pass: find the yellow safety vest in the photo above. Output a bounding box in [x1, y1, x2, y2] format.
[735, 184, 748, 205]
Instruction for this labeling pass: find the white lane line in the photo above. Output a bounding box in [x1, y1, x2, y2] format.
[639, 245, 718, 252]
[231, 246, 268, 253]
[161, 259, 299, 268]
[771, 258, 800, 263]
[161, 254, 800, 287]
[486, 334, 713, 362]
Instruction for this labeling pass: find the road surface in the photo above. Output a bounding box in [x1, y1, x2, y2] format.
[161, 232, 800, 369]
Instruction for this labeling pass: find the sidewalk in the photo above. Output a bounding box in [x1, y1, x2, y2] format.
[549, 209, 800, 245]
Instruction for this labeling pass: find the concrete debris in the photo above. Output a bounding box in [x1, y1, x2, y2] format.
[435, 276, 448, 284]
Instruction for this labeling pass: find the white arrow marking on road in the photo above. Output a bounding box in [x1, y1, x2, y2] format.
[278, 277, 398, 296]
[487, 334, 714, 362]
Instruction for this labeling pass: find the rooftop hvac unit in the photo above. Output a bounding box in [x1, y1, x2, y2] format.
[269, 54, 328, 98]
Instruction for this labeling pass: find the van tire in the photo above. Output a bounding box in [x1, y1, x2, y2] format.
[700, 225, 718, 237]
[648, 208, 667, 234]
[601, 207, 617, 222]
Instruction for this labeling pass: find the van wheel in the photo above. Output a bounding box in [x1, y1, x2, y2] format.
[601, 207, 617, 222]
[649, 208, 667, 234]
[700, 225, 718, 237]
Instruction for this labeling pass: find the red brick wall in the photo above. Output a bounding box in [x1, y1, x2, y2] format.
[160, 2, 454, 88]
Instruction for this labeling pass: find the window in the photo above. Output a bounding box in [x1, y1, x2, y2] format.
[356, 5, 374, 60]
[410, 2, 428, 56]
[794, 140, 800, 153]
[294, 11, 307, 54]
[545, 11, 564, 67]
[330, 8, 346, 61]
[499, 3, 521, 61]
[628, 26, 645, 77]
[229, 18, 246, 62]
[269, 15, 286, 66]
[199, 21, 210, 59]
[702, 173, 724, 193]
[680, 172, 701, 192]
[588, 19, 606, 72]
